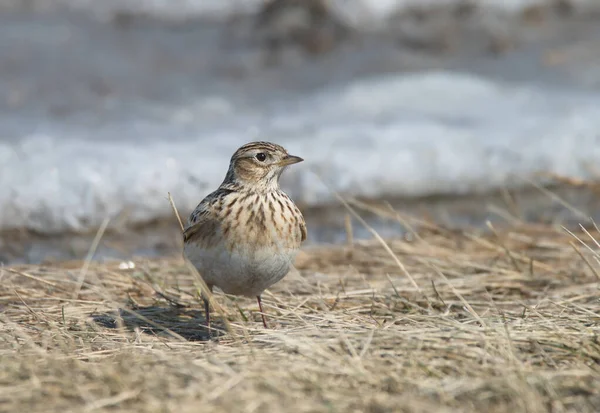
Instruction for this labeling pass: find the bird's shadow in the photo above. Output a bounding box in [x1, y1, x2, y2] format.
[92, 305, 224, 342]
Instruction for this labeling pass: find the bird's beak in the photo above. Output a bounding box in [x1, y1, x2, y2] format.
[278, 155, 304, 166]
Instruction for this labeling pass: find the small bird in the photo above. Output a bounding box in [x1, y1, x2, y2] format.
[183, 141, 307, 331]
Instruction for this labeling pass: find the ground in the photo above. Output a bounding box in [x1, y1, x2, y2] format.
[2, 216, 600, 412]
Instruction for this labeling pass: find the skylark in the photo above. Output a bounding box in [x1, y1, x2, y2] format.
[183, 141, 306, 331]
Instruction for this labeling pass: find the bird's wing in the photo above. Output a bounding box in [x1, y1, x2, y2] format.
[182, 197, 221, 248]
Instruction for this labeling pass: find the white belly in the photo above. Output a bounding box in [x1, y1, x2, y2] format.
[184, 242, 297, 297]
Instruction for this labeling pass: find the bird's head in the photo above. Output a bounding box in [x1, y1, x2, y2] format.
[222, 141, 303, 192]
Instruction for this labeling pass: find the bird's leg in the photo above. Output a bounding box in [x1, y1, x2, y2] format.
[203, 296, 211, 334]
[202, 284, 213, 337]
[256, 295, 268, 328]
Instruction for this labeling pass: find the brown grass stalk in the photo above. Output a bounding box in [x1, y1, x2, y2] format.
[2, 218, 600, 412]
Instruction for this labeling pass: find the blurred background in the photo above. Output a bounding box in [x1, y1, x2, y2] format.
[2, 0, 600, 264]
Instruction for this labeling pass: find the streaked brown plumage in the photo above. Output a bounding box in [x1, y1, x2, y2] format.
[183, 141, 306, 332]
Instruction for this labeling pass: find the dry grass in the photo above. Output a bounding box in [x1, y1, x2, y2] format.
[2, 220, 600, 412]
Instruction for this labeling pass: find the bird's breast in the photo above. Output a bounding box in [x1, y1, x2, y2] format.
[220, 192, 304, 252]
[183, 190, 304, 296]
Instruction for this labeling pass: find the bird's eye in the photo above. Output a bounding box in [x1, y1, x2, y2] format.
[255, 153, 267, 162]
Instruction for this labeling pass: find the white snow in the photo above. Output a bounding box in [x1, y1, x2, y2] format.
[2, 71, 600, 234]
